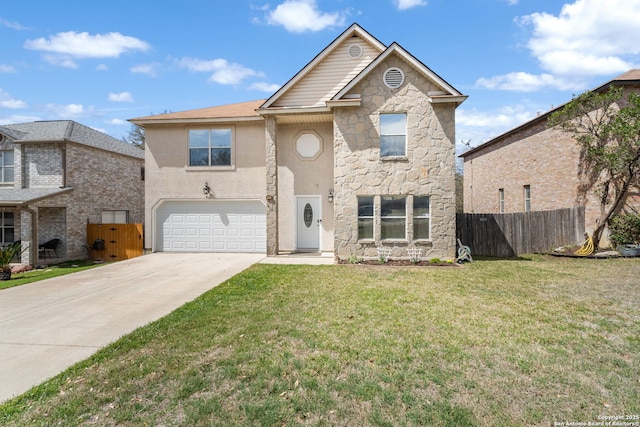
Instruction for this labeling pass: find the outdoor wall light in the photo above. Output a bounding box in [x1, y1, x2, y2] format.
[328, 188, 334, 203]
[203, 182, 211, 197]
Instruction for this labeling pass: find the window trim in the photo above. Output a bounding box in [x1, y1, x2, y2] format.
[101, 210, 129, 224]
[499, 188, 505, 214]
[524, 185, 531, 212]
[188, 127, 235, 168]
[380, 113, 407, 158]
[0, 150, 14, 184]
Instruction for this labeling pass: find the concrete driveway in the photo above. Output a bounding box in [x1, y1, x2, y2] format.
[0, 252, 265, 403]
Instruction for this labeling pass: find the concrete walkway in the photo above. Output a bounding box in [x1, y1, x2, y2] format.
[0, 252, 265, 403]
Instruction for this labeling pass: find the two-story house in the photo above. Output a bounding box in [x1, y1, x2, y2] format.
[0, 120, 145, 265]
[461, 70, 640, 244]
[132, 24, 466, 260]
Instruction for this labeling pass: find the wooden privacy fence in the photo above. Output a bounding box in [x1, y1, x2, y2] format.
[87, 223, 144, 261]
[456, 207, 585, 257]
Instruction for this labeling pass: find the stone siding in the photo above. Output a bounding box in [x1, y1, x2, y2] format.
[333, 55, 457, 260]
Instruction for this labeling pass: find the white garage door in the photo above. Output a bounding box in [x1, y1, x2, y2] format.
[156, 201, 266, 253]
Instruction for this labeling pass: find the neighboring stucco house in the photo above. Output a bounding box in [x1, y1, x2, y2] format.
[0, 120, 145, 265]
[461, 70, 640, 242]
[132, 24, 466, 260]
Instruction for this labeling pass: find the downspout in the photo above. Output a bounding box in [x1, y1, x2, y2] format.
[22, 205, 38, 266]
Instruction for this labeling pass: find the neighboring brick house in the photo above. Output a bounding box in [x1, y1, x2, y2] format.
[0, 120, 145, 265]
[461, 70, 640, 242]
[132, 24, 466, 260]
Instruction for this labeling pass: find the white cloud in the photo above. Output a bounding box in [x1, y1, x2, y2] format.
[0, 17, 29, 31]
[475, 72, 584, 92]
[25, 31, 150, 59]
[42, 54, 77, 69]
[249, 82, 282, 92]
[108, 92, 134, 103]
[0, 89, 27, 109]
[266, 0, 346, 33]
[176, 57, 263, 85]
[96, 64, 109, 71]
[0, 114, 40, 125]
[394, 0, 427, 11]
[0, 64, 16, 73]
[106, 118, 128, 125]
[131, 62, 160, 76]
[520, 0, 640, 77]
[44, 103, 94, 119]
[456, 105, 537, 144]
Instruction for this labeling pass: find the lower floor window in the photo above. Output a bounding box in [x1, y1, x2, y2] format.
[357, 196, 374, 239]
[413, 196, 430, 240]
[357, 195, 430, 242]
[381, 196, 406, 240]
[102, 210, 129, 224]
[0, 211, 14, 244]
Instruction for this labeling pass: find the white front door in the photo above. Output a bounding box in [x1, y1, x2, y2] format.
[296, 196, 321, 250]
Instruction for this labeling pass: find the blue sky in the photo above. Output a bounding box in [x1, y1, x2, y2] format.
[2, 0, 640, 153]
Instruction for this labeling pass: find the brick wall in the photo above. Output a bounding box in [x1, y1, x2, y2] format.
[463, 85, 640, 242]
[29, 142, 144, 260]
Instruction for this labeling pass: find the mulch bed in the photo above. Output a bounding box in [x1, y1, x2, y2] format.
[337, 259, 462, 267]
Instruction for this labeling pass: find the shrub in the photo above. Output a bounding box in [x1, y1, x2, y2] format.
[608, 213, 640, 247]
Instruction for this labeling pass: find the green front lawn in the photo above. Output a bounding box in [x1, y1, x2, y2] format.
[0, 260, 105, 290]
[1, 256, 638, 426]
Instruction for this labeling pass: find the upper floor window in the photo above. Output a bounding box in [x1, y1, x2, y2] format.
[524, 185, 531, 212]
[380, 114, 406, 157]
[499, 189, 505, 213]
[0, 150, 14, 183]
[189, 129, 232, 167]
[381, 196, 406, 240]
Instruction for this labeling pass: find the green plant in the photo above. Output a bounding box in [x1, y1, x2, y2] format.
[428, 257, 442, 264]
[347, 255, 363, 264]
[607, 213, 640, 247]
[0, 243, 22, 281]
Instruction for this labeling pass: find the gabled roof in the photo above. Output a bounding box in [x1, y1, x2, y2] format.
[131, 100, 265, 125]
[259, 23, 386, 110]
[0, 187, 74, 206]
[0, 120, 144, 159]
[460, 69, 640, 159]
[332, 42, 466, 105]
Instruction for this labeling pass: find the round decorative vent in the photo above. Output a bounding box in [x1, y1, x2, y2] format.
[0, 134, 5, 144]
[383, 67, 405, 89]
[347, 43, 363, 59]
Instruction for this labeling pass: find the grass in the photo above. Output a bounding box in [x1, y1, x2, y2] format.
[0, 255, 638, 426]
[0, 260, 105, 290]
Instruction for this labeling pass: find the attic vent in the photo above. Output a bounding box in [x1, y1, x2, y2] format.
[347, 43, 363, 59]
[383, 67, 405, 89]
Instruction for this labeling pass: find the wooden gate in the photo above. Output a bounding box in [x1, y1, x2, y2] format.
[87, 223, 143, 261]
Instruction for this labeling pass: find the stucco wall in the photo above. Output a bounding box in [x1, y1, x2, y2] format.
[333, 55, 458, 260]
[275, 122, 334, 252]
[144, 120, 266, 250]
